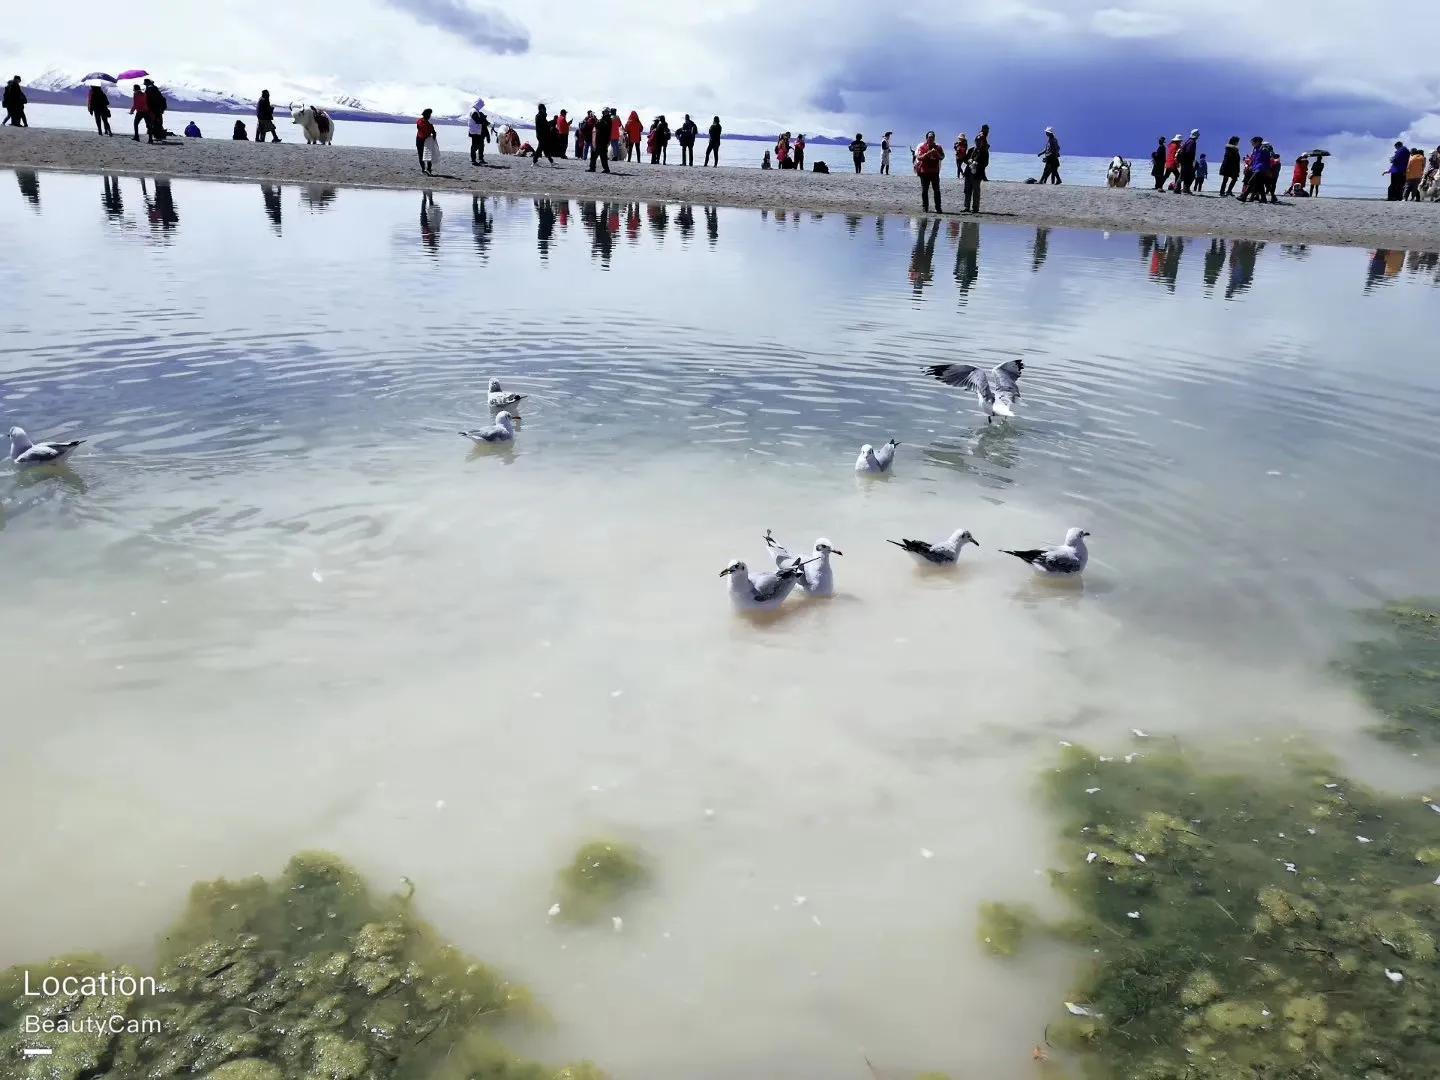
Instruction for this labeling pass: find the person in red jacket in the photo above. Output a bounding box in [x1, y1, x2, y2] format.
[624, 110, 643, 162]
[1162, 134, 1182, 190]
[553, 109, 570, 157]
[915, 130, 945, 213]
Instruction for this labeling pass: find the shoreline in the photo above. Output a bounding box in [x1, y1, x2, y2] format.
[5, 127, 1439, 249]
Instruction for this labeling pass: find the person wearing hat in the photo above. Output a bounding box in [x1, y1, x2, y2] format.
[1161, 134, 1182, 191]
[881, 131, 893, 175]
[1179, 129, 1199, 192]
[143, 79, 168, 143]
[915, 130, 945, 213]
[1218, 136, 1242, 196]
[952, 132, 968, 178]
[1385, 140, 1410, 201]
[1038, 126, 1061, 184]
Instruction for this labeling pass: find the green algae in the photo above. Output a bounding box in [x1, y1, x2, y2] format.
[1021, 745, 1440, 1079]
[0, 852, 607, 1080]
[554, 840, 648, 926]
[975, 901, 1033, 958]
[1336, 599, 1440, 748]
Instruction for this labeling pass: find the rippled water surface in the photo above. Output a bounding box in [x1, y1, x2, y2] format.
[3, 169, 1439, 1078]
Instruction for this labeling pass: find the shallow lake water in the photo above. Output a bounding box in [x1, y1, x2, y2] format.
[2, 168, 1439, 1078]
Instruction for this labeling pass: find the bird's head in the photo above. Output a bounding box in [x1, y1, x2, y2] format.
[487, 378, 502, 392]
[859, 444, 874, 456]
[719, 559, 746, 578]
[6, 426, 23, 440]
[957, 529, 980, 548]
[494, 411, 514, 428]
[1066, 527, 1091, 545]
[815, 538, 842, 557]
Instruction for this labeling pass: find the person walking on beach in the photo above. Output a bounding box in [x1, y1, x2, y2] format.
[128, 83, 148, 140]
[1150, 136, 1166, 190]
[1194, 152, 1208, 192]
[416, 108, 438, 174]
[532, 104, 555, 165]
[589, 108, 612, 173]
[1038, 127, 1061, 183]
[916, 130, 944, 212]
[705, 116, 722, 165]
[3, 77, 27, 127]
[1405, 146, 1426, 201]
[255, 90, 280, 142]
[87, 83, 112, 136]
[849, 133, 867, 173]
[469, 102, 490, 165]
[1385, 140, 1408, 200]
[793, 133, 807, 171]
[975, 124, 991, 180]
[1179, 129, 1199, 192]
[1218, 136, 1241, 196]
[625, 110, 643, 162]
[143, 79, 168, 142]
[961, 146, 983, 213]
[1238, 137, 1268, 202]
[952, 132, 967, 177]
[677, 114, 698, 165]
[1161, 134, 1182, 190]
[881, 131, 894, 175]
[1308, 154, 1324, 196]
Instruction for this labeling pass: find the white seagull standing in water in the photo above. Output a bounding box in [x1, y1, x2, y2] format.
[925, 359, 1024, 422]
[459, 411, 517, 444]
[487, 378, 526, 412]
[763, 529, 842, 596]
[855, 438, 899, 473]
[7, 426, 85, 469]
[886, 527, 979, 566]
[719, 558, 807, 611]
[1001, 527, 1090, 576]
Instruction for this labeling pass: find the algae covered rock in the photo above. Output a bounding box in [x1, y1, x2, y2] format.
[1030, 745, 1440, 1078]
[0, 852, 606, 1079]
[1336, 599, 1440, 747]
[554, 839, 649, 925]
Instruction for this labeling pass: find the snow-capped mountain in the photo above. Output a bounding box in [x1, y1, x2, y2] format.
[23, 68, 524, 127]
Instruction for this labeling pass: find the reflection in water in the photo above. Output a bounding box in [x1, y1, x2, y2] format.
[1365, 248, 1407, 291]
[676, 203, 694, 241]
[908, 218, 940, 295]
[261, 182, 282, 233]
[302, 186, 338, 212]
[1030, 226, 1050, 273]
[419, 190, 442, 253]
[845, 213, 860, 235]
[1226, 240, 1261, 299]
[954, 221, 980, 300]
[142, 177, 179, 237]
[1280, 243, 1311, 260]
[704, 205, 718, 246]
[471, 195, 492, 261]
[581, 199, 613, 266]
[646, 201, 668, 238]
[1148, 235, 1185, 292]
[625, 202, 641, 244]
[535, 197, 556, 257]
[15, 168, 39, 207]
[101, 174, 124, 220]
[1203, 238, 1226, 291]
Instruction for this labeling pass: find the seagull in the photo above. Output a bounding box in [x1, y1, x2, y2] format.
[719, 558, 808, 611]
[7, 426, 85, 469]
[925, 359, 1024, 422]
[1001, 528, 1090, 576]
[886, 527, 979, 566]
[855, 438, 899, 473]
[459, 411, 516, 444]
[763, 529, 842, 596]
[487, 378, 526, 412]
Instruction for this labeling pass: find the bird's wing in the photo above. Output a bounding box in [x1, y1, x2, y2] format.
[493, 392, 526, 407]
[874, 441, 897, 469]
[17, 440, 82, 463]
[992, 359, 1024, 384]
[888, 538, 931, 555]
[459, 426, 505, 442]
[924, 363, 982, 390]
[1037, 547, 1083, 573]
[763, 529, 799, 570]
[1001, 548, 1046, 565]
[751, 570, 794, 602]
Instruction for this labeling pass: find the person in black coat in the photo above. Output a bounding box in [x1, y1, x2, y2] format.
[1150, 136, 1166, 190]
[531, 104, 555, 165]
[256, 90, 280, 142]
[3, 76, 28, 127]
[143, 79, 167, 142]
[704, 116, 722, 166]
[87, 84, 113, 135]
[1217, 136, 1242, 196]
[1038, 127, 1061, 183]
[589, 108, 613, 173]
[677, 114, 698, 165]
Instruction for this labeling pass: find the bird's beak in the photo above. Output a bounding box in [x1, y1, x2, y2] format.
[832, 550, 844, 557]
[968, 536, 980, 547]
[718, 566, 732, 577]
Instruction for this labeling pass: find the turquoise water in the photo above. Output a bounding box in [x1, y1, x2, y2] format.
[2, 169, 1438, 1078]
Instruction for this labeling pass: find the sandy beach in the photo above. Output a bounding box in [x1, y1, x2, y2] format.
[4, 126, 1439, 248]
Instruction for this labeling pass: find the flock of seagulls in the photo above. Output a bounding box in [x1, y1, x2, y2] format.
[8, 358, 1091, 609]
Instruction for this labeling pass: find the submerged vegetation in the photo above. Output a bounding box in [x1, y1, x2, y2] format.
[0, 852, 607, 1079]
[553, 840, 648, 926]
[998, 745, 1440, 1079]
[1336, 599, 1440, 748]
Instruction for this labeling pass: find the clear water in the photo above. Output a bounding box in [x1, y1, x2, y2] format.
[3, 169, 1439, 1078]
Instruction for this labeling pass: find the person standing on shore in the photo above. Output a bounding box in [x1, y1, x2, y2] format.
[255, 90, 280, 142]
[87, 83, 113, 135]
[1179, 129, 1199, 192]
[143, 79, 168, 142]
[881, 131, 894, 175]
[469, 101, 490, 165]
[678, 114, 698, 165]
[916, 130, 944, 212]
[416, 108, 438, 175]
[1238, 137, 1268, 202]
[610, 109, 622, 159]
[1405, 146, 1426, 201]
[659, 116, 672, 163]
[1161, 134, 1181, 190]
[1218, 136, 1241, 196]
[1037, 127, 1061, 183]
[577, 111, 595, 163]
[1150, 136, 1166, 190]
[532, 104, 555, 166]
[3, 77, 27, 127]
[951, 132, 967, 177]
[1308, 154, 1324, 195]
[589, 108, 612, 173]
[704, 116, 722, 165]
[1194, 152, 1208, 192]
[1265, 147, 1281, 201]
[849, 133, 867, 173]
[625, 110, 643, 162]
[961, 145, 982, 213]
[1385, 140, 1408, 200]
[793, 132, 807, 171]
[554, 109, 570, 157]
[128, 83, 148, 140]
[975, 124, 991, 180]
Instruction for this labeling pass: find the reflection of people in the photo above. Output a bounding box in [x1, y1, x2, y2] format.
[954, 221, 980, 299]
[1031, 226, 1049, 272]
[420, 190, 442, 252]
[15, 168, 39, 206]
[1149, 235, 1184, 291]
[704, 205, 718, 245]
[1225, 239, 1261, 299]
[535, 197, 556, 257]
[1203, 237, 1226, 289]
[101, 174, 124, 218]
[146, 177, 179, 232]
[471, 195, 492, 259]
[646, 201, 668, 236]
[261, 183, 282, 231]
[587, 200, 613, 264]
[908, 218, 939, 295]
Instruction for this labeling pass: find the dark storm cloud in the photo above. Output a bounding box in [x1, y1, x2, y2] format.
[382, 0, 530, 54]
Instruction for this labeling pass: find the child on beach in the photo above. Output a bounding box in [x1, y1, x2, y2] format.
[1194, 153, 1208, 192]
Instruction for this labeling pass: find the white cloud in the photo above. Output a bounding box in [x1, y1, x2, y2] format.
[1090, 8, 1180, 38]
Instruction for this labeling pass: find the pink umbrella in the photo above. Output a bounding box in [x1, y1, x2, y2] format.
[117, 68, 149, 81]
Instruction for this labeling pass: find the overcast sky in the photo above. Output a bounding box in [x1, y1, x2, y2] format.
[4, 0, 1437, 152]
